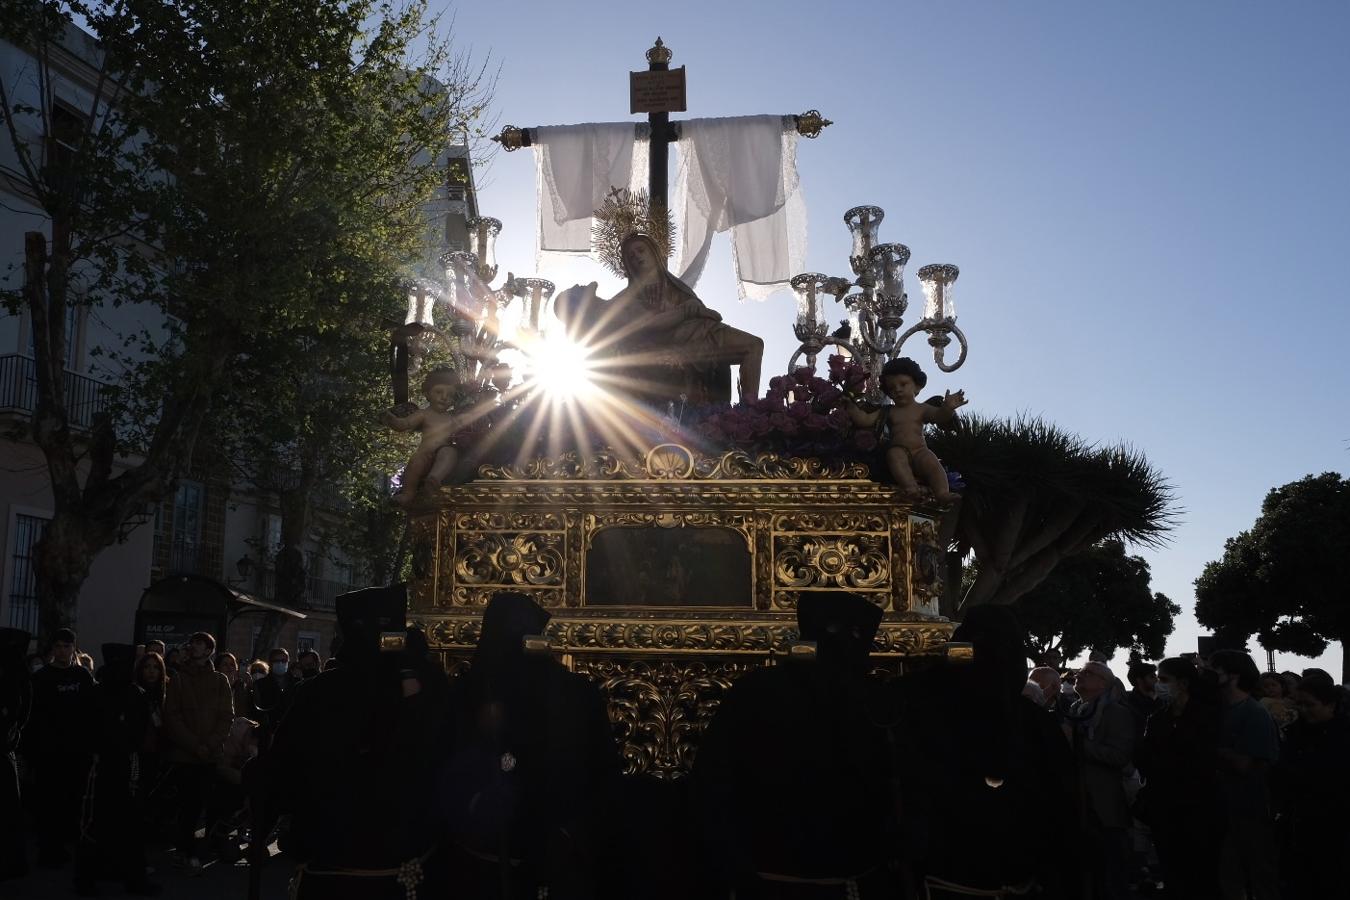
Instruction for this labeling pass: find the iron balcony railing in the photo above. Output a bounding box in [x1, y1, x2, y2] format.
[255, 568, 353, 612]
[0, 354, 111, 430]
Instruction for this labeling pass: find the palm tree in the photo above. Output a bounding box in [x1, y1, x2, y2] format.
[929, 414, 1178, 608]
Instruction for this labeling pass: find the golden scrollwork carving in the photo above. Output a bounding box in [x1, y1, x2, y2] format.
[411, 613, 948, 657]
[572, 658, 754, 778]
[478, 446, 871, 482]
[409, 465, 946, 615]
[455, 510, 565, 531]
[406, 514, 442, 610]
[772, 511, 889, 533]
[773, 534, 889, 591]
[873, 623, 953, 655]
[454, 532, 565, 587]
[447, 586, 564, 609]
[583, 510, 753, 550]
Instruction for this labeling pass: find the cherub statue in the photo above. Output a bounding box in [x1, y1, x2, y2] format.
[381, 367, 465, 506]
[844, 357, 967, 503]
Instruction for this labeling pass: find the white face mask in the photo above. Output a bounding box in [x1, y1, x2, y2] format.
[250, 671, 267, 682]
[30, 662, 43, 673]
[271, 661, 289, 675]
[1154, 682, 1172, 701]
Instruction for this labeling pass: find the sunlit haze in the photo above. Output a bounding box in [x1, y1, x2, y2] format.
[521, 333, 599, 404]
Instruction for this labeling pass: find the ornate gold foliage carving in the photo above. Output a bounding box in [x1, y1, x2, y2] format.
[447, 586, 564, 609]
[412, 613, 949, 657]
[406, 515, 440, 610]
[572, 658, 754, 778]
[873, 623, 953, 655]
[771, 512, 888, 533]
[455, 510, 565, 531]
[478, 445, 870, 482]
[583, 510, 754, 549]
[772, 588, 889, 612]
[453, 532, 564, 587]
[773, 534, 889, 590]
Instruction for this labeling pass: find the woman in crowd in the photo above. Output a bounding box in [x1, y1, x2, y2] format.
[1134, 656, 1223, 900]
[215, 652, 249, 719]
[133, 651, 169, 817]
[1257, 671, 1297, 729]
[240, 660, 269, 721]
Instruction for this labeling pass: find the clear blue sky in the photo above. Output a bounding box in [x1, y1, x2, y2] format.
[435, 0, 1350, 676]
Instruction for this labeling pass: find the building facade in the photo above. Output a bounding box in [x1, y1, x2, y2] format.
[0, 25, 475, 662]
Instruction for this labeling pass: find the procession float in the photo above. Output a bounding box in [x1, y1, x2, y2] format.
[395, 41, 973, 779]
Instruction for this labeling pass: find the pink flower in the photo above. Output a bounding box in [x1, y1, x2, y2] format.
[792, 367, 814, 386]
[753, 398, 781, 415]
[827, 408, 848, 429]
[769, 375, 791, 393]
[815, 385, 843, 407]
[853, 431, 878, 451]
[788, 401, 813, 420]
[765, 389, 788, 405]
[804, 413, 831, 431]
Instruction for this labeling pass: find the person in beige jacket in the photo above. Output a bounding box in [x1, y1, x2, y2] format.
[162, 631, 233, 868]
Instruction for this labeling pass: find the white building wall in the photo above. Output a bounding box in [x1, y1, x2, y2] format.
[0, 438, 154, 655]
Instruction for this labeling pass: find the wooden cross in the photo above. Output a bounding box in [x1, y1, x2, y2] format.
[491, 38, 831, 210]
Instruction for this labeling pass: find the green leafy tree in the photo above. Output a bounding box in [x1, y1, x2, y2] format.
[929, 415, 1177, 608]
[0, 0, 486, 637]
[1195, 472, 1350, 682]
[1004, 539, 1180, 662]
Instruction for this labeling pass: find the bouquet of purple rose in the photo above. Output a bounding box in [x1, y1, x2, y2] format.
[694, 355, 881, 456]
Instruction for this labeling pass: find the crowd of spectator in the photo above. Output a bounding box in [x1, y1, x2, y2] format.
[2, 612, 1347, 899]
[2, 627, 323, 894]
[1021, 648, 1350, 900]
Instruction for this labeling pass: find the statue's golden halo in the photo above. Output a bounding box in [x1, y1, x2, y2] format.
[591, 186, 676, 277]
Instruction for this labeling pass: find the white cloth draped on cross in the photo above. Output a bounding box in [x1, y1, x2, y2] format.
[531, 115, 805, 300]
[534, 122, 650, 261]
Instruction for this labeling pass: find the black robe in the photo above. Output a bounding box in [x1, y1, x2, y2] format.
[74, 664, 153, 889]
[441, 650, 618, 899]
[266, 648, 451, 899]
[693, 660, 902, 897]
[0, 658, 30, 881]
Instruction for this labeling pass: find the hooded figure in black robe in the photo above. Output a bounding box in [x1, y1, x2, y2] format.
[894, 604, 1080, 899]
[259, 585, 451, 900]
[74, 643, 159, 895]
[0, 627, 30, 882]
[692, 591, 902, 899]
[440, 590, 618, 900]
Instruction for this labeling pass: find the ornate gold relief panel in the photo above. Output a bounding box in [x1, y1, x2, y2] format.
[572, 657, 756, 779]
[453, 531, 565, 587]
[769, 509, 891, 611]
[406, 511, 445, 612]
[907, 515, 944, 616]
[438, 510, 568, 609]
[415, 615, 953, 660]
